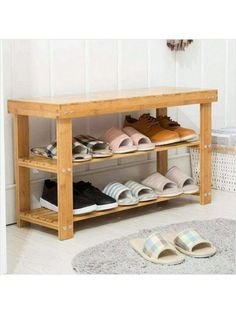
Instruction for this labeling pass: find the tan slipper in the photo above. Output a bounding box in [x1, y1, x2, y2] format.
[165, 166, 199, 194]
[129, 233, 185, 265]
[165, 228, 216, 258]
[141, 172, 182, 197]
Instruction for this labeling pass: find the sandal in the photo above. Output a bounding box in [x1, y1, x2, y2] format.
[165, 166, 199, 194]
[123, 126, 155, 151]
[141, 172, 182, 197]
[165, 228, 216, 258]
[103, 182, 139, 206]
[74, 134, 112, 158]
[129, 232, 185, 265]
[100, 127, 137, 154]
[124, 180, 157, 202]
[31, 138, 92, 162]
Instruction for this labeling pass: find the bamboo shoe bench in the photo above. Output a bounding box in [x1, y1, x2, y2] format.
[8, 86, 217, 240]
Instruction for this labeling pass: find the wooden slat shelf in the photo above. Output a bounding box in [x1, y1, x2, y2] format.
[18, 140, 200, 173]
[20, 193, 198, 230]
[8, 86, 217, 119]
[8, 86, 216, 240]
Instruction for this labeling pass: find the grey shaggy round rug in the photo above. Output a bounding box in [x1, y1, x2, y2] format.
[72, 218, 235, 274]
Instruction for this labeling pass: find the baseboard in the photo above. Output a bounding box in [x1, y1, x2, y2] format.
[5, 153, 191, 225]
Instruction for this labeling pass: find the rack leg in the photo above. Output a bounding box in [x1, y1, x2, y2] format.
[156, 108, 168, 174]
[14, 115, 30, 227]
[57, 118, 73, 240]
[200, 103, 212, 205]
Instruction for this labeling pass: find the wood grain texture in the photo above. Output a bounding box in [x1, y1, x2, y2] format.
[14, 115, 31, 227]
[8, 87, 218, 118]
[200, 103, 212, 204]
[56, 118, 73, 240]
[156, 108, 168, 175]
[19, 192, 199, 230]
[18, 140, 200, 173]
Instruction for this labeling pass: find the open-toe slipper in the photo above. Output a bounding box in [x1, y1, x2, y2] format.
[165, 228, 216, 258]
[123, 126, 155, 151]
[31, 139, 92, 162]
[125, 180, 157, 202]
[103, 182, 139, 206]
[166, 166, 199, 194]
[74, 134, 112, 158]
[100, 127, 137, 154]
[141, 172, 182, 197]
[129, 233, 185, 265]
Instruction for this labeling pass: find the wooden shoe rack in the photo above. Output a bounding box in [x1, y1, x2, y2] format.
[8, 86, 217, 240]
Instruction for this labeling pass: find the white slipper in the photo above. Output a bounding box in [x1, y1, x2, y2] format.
[141, 172, 182, 197]
[165, 228, 216, 258]
[103, 182, 139, 206]
[165, 166, 199, 194]
[130, 233, 185, 265]
[125, 180, 157, 202]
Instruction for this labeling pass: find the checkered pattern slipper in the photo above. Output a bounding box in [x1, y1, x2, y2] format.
[74, 134, 112, 158]
[124, 180, 157, 202]
[130, 233, 185, 265]
[165, 166, 199, 194]
[141, 172, 182, 197]
[31, 138, 92, 162]
[165, 229, 216, 258]
[103, 182, 139, 206]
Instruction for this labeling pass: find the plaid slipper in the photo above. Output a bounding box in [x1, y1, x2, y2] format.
[129, 232, 184, 265]
[165, 228, 216, 258]
[74, 134, 112, 158]
[31, 138, 92, 162]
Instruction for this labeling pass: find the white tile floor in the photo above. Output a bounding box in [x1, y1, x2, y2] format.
[7, 190, 236, 274]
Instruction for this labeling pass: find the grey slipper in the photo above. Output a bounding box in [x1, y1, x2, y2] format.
[165, 166, 199, 194]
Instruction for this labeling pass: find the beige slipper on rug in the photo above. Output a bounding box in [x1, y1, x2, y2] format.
[129, 233, 185, 265]
[165, 228, 216, 258]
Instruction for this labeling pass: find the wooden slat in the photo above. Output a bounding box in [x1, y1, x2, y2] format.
[18, 156, 57, 173]
[8, 87, 218, 119]
[14, 115, 31, 227]
[56, 118, 74, 240]
[19, 192, 199, 230]
[18, 140, 200, 173]
[156, 108, 168, 175]
[20, 210, 58, 230]
[200, 103, 212, 204]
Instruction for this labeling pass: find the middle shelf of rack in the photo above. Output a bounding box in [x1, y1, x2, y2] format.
[17, 140, 200, 173]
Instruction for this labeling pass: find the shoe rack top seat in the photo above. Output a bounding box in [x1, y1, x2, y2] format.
[8, 86, 217, 119]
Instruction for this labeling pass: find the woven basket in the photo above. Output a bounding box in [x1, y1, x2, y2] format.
[190, 145, 236, 193]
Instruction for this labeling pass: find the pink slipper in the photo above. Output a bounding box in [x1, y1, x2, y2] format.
[100, 127, 137, 154]
[123, 126, 155, 151]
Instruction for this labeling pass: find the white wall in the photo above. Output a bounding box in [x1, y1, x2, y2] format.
[0, 40, 7, 273]
[2, 39, 236, 224]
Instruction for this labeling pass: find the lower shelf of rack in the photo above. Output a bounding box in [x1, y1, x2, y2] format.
[19, 193, 198, 231]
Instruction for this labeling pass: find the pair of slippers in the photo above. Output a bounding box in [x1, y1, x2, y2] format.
[31, 135, 112, 162]
[103, 180, 157, 206]
[130, 228, 216, 265]
[100, 126, 155, 154]
[142, 166, 199, 197]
